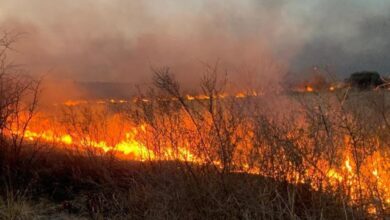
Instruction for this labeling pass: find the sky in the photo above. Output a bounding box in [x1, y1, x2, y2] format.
[0, 0, 389, 84]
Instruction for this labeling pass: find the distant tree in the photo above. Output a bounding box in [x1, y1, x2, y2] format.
[347, 71, 385, 90]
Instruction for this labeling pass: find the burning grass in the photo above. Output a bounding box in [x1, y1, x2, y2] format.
[0, 144, 366, 219]
[1, 70, 389, 219]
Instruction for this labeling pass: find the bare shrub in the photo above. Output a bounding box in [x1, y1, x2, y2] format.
[0, 31, 41, 166]
[126, 65, 388, 218]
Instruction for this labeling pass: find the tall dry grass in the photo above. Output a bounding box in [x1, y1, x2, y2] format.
[0, 32, 388, 218]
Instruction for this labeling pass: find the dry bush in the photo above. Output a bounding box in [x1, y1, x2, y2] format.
[0, 35, 387, 218]
[0, 31, 41, 166]
[125, 65, 389, 219]
[0, 61, 385, 218]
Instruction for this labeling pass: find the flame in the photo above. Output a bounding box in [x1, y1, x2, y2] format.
[64, 100, 88, 106]
[235, 92, 246, 98]
[186, 95, 195, 100]
[345, 157, 353, 172]
[306, 86, 314, 92]
[9, 100, 390, 215]
[21, 118, 199, 162]
[327, 169, 343, 182]
[60, 92, 261, 107]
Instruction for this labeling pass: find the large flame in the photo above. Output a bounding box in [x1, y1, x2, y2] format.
[10, 95, 390, 215]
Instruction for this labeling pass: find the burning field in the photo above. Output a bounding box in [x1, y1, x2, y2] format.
[1, 67, 389, 219]
[1, 1, 390, 219]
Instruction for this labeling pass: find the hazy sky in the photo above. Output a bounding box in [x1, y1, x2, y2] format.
[0, 0, 389, 83]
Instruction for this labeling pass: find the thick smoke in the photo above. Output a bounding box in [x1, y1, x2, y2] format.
[290, 0, 390, 76]
[0, 0, 389, 89]
[0, 0, 297, 86]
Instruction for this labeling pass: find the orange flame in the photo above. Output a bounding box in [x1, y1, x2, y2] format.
[306, 86, 314, 92]
[11, 103, 390, 214]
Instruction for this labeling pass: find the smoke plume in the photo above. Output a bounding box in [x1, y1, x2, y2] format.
[0, 0, 389, 88]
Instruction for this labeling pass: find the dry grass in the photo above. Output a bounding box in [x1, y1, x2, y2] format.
[1, 71, 388, 219]
[0, 38, 388, 218]
[0, 144, 359, 220]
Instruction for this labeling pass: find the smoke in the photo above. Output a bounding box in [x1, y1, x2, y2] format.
[290, 0, 390, 76]
[0, 0, 296, 86]
[0, 0, 389, 88]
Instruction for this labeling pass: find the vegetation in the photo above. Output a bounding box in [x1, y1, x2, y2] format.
[347, 71, 386, 90]
[0, 33, 389, 219]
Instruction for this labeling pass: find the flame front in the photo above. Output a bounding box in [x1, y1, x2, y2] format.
[12, 96, 390, 215]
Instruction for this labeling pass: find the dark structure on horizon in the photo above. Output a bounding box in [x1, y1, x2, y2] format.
[346, 71, 387, 90]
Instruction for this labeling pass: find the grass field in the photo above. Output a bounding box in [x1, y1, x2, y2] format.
[0, 70, 389, 219]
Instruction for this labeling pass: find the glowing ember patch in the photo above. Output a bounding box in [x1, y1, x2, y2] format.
[64, 100, 88, 106]
[186, 95, 195, 100]
[306, 86, 314, 92]
[195, 94, 209, 100]
[235, 92, 246, 98]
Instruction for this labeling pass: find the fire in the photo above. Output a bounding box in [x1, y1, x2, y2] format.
[327, 169, 343, 182]
[22, 127, 155, 160]
[24, 130, 73, 145]
[22, 118, 199, 162]
[60, 92, 261, 107]
[235, 92, 246, 98]
[186, 95, 195, 101]
[305, 85, 314, 92]
[345, 157, 353, 172]
[64, 100, 88, 106]
[21, 114, 389, 208]
[8, 97, 390, 215]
